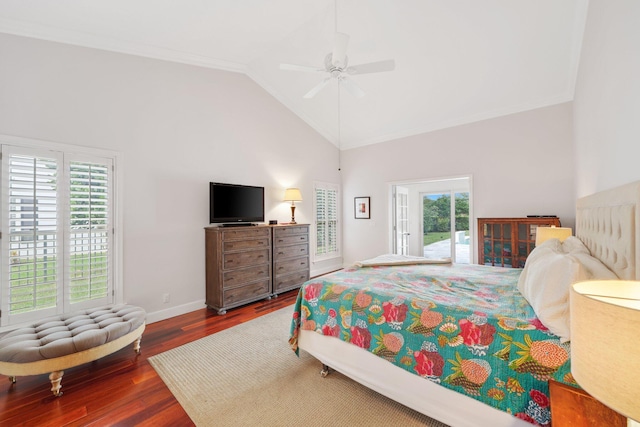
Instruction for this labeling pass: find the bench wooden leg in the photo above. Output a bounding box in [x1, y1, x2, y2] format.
[133, 335, 142, 354]
[49, 370, 64, 397]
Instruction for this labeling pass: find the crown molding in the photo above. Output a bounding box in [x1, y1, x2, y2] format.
[0, 17, 246, 73]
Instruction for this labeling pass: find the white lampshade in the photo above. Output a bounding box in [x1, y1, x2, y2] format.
[535, 226, 572, 245]
[570, 280, 640, 422]
[283, 188, 302, 202]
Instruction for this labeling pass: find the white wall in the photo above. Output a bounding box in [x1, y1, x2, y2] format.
[0, 34, 341, 322]
[573, 0, 640, 197]
[340, 103, 575, 266]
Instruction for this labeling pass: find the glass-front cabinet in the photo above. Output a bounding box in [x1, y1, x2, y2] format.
[478, 217, 561, 268]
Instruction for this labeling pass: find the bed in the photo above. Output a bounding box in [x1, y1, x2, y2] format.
[289, 181, 640, 427]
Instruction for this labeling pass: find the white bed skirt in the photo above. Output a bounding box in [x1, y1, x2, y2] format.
[299, 329, 530, 427]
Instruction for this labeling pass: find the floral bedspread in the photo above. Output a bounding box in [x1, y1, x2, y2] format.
[289, 263, 574, 425]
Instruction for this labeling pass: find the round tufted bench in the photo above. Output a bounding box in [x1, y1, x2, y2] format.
[0, 304, 146, 396]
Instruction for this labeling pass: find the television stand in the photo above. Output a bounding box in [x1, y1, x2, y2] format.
[220, 223, 255, 227]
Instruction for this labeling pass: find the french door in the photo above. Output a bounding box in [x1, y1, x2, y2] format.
[394, 186, 409, 255]
[391, 177, 472, 262]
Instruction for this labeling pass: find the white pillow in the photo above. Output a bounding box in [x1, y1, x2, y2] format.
[517, 237, 617, 342]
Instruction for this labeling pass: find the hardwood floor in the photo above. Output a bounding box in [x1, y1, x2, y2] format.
[0, 290, 299, 426]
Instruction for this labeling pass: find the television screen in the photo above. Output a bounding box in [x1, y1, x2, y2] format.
[210, 182, 264, 223]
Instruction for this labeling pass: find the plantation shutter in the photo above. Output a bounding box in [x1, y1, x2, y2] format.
[1, 145, 115, 326]
[316, 188, 327, 255]
[314, 183, 339, 259]
[1, 146, 63, 324]
[65, 156, 113, 310]
[326, 188, 338, 254]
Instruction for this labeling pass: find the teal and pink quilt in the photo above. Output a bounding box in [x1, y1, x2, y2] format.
[289, 263, 574, 425]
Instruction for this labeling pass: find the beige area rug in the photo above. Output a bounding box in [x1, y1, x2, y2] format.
[149, 306, 449, 427]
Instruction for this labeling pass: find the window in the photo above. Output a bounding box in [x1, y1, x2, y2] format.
[313, 182, 340, 260]
[1, 143, 117, 327]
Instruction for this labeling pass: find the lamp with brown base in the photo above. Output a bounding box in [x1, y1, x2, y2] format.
[283, 188, 302, 224]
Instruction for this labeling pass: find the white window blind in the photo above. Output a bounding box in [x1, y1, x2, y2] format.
[314, 183, 339, 259]
[66, 158, 112, 310]
[5, 150, 62, 321]
[1, 145, 114, 326]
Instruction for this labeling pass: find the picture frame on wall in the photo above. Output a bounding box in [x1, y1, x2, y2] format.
[354, 197, 370, 219]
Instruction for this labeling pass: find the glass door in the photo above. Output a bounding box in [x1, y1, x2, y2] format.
[390, 176, 472, 262]
[422, 191, 470, 263]
[394, 186, 409, 255]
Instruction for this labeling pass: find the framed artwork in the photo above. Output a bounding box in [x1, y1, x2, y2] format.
[354, 197, 370, 219]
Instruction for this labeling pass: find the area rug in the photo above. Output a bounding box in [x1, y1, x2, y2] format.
[148, 306, 448, 427]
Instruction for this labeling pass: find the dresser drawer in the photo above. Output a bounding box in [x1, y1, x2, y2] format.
[274, 271, 309, 292]
[223, 249, 269, 269]
[274, 243, 308, 261]
[273, 226, 308, 238]
[223, 238, 270, 252]
[274, 257, 309, 276]
[223, 265, 270, 288]
[223, 280, 270, 305]
[222, 227, 270, 241]
[273, 233, 309, 246]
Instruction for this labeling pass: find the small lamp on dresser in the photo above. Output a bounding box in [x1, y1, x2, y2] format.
[283, 188, 302, 224]
[535, 225, 572, 245]
[570, 280, 640, 427]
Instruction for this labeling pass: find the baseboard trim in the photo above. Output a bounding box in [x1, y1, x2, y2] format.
[146, 299, 206, 324]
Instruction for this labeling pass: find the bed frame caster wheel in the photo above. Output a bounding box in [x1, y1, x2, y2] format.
[320, 364, 330, 377]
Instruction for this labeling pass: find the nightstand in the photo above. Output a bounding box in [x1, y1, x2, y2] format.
[549, 380, 626, 427]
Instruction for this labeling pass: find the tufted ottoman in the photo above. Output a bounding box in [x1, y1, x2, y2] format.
[0, 304, 146, 396]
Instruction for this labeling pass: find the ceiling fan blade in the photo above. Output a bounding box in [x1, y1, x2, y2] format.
[346, 59, 395, 75]
[280, 63, 324, 73]
[340, 77, 365, 98]
[331, 32, 350, 67]
[303, 77, 332, 99]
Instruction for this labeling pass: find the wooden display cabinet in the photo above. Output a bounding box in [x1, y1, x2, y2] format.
[477, 217, 561, 268]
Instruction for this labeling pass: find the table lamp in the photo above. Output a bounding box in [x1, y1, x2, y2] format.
[535, 225, 572, 245]
[283, 188, 302, 224]
[570, 280, 640, 426]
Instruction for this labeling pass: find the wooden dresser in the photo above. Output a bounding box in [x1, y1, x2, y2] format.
[272, 224, 310, 295]
[205, 226, 272, 314]
[205, 224, 310, 314]
[477, 217, 561, 268]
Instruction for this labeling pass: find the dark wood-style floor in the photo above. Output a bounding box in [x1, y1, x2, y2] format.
[0, 290, 299, 426]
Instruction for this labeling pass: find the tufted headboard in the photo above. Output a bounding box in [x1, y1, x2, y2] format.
[576, 181, 640, 280]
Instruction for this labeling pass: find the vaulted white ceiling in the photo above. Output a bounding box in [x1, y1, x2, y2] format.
[0, 0, 589, 150]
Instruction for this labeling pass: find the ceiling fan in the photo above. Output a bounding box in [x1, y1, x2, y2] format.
[280, 32, 395, 99]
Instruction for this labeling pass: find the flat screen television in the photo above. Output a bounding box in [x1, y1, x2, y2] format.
[209, 182, 264, 224]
